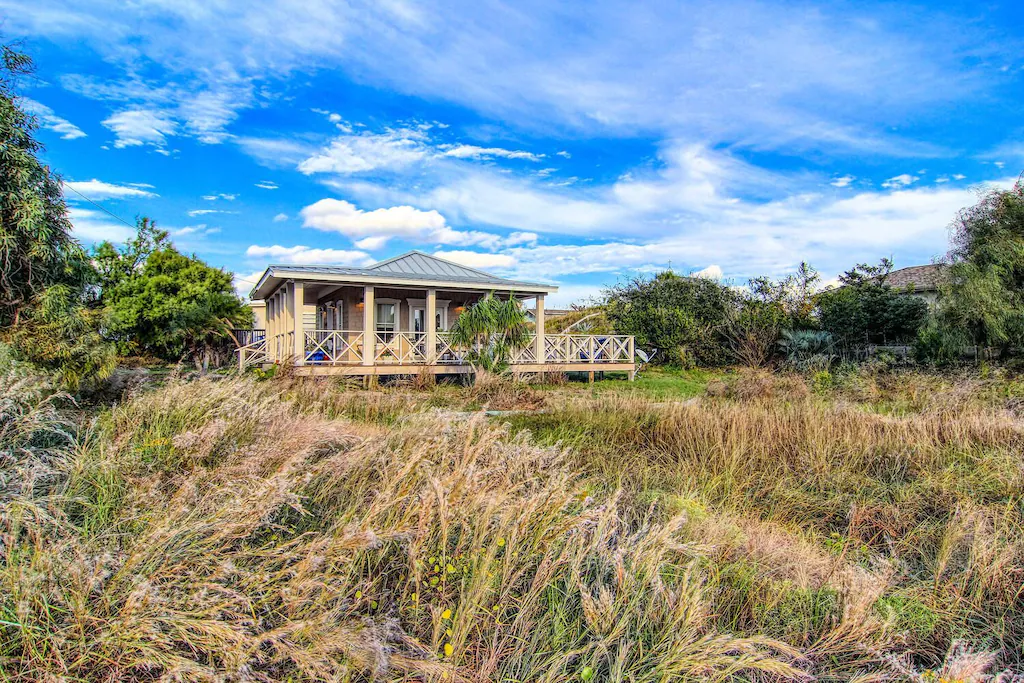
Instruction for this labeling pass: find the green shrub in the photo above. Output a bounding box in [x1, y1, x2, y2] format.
[606, 272, 739, 367]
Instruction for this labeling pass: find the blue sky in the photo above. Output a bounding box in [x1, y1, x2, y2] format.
[6, 0, 1024, 306]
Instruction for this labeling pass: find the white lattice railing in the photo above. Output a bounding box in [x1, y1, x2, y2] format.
[237, 337, 268, 370]
[266, 332, 295, 363]
[374, 332, 428, 364]
[304, 330, 364, 364]
[541, 335, 634, 364]
[509, 335, 538, 364]
[245, 331, 634, 367]
[435, 332, 470, 364]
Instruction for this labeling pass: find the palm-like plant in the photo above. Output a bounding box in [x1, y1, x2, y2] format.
[448, 293, 530, 373]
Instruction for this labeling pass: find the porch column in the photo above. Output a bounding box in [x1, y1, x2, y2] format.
[271, 292, 281, 360]
[425, 288, 437, 363]
[266, 296, 275, 361]
[362, 285, 375, 366]
[292, 281, 304, 365]
[534, 294, 546, 363]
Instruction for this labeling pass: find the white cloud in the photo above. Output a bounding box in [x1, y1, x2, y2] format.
[692, 264, 724, 279]
[353, 236, 390, 250]
[506, 231, 538, 246]
[20, 98, 87, 139]
[233, 269, 266, 298]
[299, 198, 541, 251]
[102, 108, 178, 148]
[830, 175, 854, 188]
[442, 144, 543, 161]
[202, 193, 238, 201]
[953, 173, 966, 180]
[68, 206, 135, 243]
[255, 181, 279, 190]
[245, 244, 374, 266]
[298, 129, 428, 174]
[64, 178, 157, 199]
[236, 137, 317, 167]
[9, 0, 1012, 160]
[273, 213, 288, 222]
[433, 250, 517, 270]
[301, 198, 445, 239]
[881, 173, 919, 189]
[187, 209, 237, 217]
[172, 224, 221, 237]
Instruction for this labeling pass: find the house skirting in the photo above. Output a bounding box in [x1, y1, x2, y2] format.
[279, 362, 637, 379]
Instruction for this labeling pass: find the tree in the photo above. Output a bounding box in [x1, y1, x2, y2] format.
[0, 45, 82, 327]
[92, 216, 169, 295]
[4, 284, 116, 389]
[726, 262, 822, 368]
[103, 246, 251, 370]
[817, 259, 929, 347]
[0, 44, 116, 388]
[448, 293, 531, 373]
[605, 271, 740, 367]
[938, 180, 1024, 351]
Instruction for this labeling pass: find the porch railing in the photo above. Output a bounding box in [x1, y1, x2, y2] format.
[304, 330, 365, 365]
[375, 332, 427, 364]
[436, 332, 471, 364]
[246, 329, 635, 368]
[237, 336, 268, 370]
[542, 334, 634, 364]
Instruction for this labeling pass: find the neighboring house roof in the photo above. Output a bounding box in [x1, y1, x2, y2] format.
[251, 250, 556, 299]
[526, 308, 571, 318]
[884, 264, 947, 292]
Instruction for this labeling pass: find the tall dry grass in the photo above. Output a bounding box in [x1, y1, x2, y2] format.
[1, 376, 813, 681]
[505, 388, 1024, 675]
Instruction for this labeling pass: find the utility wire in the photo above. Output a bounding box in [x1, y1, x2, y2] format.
[64, 184, 137, 228]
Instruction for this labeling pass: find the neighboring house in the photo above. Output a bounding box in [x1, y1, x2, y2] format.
[884, 263, 948, 307]
[248, 300, 267, 329]
[525, 307, 571, 323]
[239, 251, 636, 378]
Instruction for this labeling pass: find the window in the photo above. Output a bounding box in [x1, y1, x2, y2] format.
[376, 302, 397, 341]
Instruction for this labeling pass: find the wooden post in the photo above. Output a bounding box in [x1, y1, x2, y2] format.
[265, 296, 274, 362]
[425, 288, 437, 364]
[269, 293, 279, 361]
[628, 336, 636, 381]
[292, 281, 304, 365]
[534, 294, 546, 363]
[362, 286, 375, 366]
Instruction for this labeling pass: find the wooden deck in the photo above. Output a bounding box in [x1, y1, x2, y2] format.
[238, 330, 637, 379]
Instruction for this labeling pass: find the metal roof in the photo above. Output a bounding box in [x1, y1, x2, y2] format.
[251, 250, 556, 298]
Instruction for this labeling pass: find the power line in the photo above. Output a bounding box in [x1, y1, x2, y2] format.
[64, 184, 137, 228]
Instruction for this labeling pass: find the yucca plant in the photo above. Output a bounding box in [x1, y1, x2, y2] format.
[448, 293, 530, 373]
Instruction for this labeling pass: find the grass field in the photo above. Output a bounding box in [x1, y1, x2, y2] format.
[1, 365, 1022, 681]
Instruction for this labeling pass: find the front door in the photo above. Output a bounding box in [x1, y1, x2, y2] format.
[410, 305, 446, 333]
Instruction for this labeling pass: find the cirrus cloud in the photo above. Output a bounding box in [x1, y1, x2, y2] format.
[64, 178, 157, 199]
[245, 244, 374, 266]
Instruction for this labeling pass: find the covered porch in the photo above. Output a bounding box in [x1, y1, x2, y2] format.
[237, 253, 636, 379]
